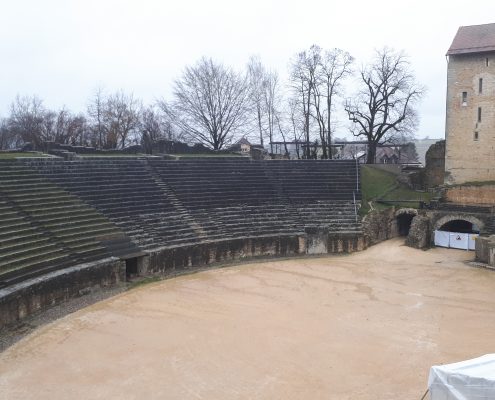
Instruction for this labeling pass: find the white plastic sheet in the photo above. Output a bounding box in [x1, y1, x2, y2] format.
[428, 354, 495, 399]
[434, 230, 450, 248]
[449, 233, 468, 250]
[434, 231, 478, 251]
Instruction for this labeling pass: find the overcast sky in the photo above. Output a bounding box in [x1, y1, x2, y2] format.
[1, 0, 495, 139]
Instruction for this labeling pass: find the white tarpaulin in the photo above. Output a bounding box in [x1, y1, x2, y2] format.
[428, 354, 495, 399]
[434, 231, 479, 250]
[434, 230, 450, 248]
[450, 233, 469, 250]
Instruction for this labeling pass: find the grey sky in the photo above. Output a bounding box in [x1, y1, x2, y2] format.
[1, 0, 495, 139]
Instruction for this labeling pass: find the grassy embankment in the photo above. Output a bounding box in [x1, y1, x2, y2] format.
[360, 165, 432, 215]
[0, 152, 50, 159]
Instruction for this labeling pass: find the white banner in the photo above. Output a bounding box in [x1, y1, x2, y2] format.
[434, 231, 478, 250]
[434, 230, 450, 248]
[450, 232, 468, 250]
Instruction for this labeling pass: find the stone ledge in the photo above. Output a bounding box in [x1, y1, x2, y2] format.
[0, 257, 125, 329]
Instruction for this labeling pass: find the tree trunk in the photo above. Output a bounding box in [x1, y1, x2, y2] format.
[366, 142, 377, 164]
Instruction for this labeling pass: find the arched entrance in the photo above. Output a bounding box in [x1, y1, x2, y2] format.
[433, 215, 483, 250]
[395, 209, 418, 237]
[439, 219, 480, 234]
[434, 215, 484, 234]
[397, 214, 414, 236]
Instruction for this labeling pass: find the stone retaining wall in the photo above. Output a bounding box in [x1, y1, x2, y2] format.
[0, 258, 125, 329]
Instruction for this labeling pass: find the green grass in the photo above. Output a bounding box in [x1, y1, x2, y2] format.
[78, 153, 146, 157]
[0, 152, 50, 159]
[172, 153, 244, 158]
[360, 165, 432, 214]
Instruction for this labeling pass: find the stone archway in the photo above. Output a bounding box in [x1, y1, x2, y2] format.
[434, 215, 484, 233]
[395, 208, 418, 236]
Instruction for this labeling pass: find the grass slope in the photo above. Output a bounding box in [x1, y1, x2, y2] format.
[0, 152, 50, 159]
[360, 165, 432, 214]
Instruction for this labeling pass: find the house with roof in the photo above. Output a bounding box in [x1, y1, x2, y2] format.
[445, 23, 495, 184]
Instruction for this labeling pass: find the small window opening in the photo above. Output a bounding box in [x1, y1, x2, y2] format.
[479, 78, 483, 94]
[478, 107, 482, 123]
[486, 58, 489, 67]
[462, 91, 467, 106]
[474, 131, 479, 141]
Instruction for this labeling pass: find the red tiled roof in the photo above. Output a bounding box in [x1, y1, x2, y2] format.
[447, 23, 495, 55]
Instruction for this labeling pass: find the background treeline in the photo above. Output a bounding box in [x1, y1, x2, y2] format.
[0, 46, 423, 162]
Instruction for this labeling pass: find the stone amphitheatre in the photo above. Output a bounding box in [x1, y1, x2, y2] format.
[0, 151, 494, 399]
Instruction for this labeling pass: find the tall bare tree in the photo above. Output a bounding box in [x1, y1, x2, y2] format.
[163, 57, 250, 150]
[345, 48, 424, 164]
[102, 91, 141, 149]
[139, 105, 176, 154]
[247, 56, 266, 147]
[0, 118, 17, 149]
[313, 49, 353, 158]
[289, 45, 320, 158]
[87, 87, 105, 148]
[7, 95, 46, 148]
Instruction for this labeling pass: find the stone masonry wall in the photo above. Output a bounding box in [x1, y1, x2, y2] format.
[0, 258, 125, 329]
[425, 140, 445, 187]
[362, 208, 399, 246]
[405, 215, 430, 249]
[445, 52, 495, 184]
[444, 185, 495, 205]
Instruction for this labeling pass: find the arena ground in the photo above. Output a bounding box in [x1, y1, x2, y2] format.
[0, 238, 494, 399]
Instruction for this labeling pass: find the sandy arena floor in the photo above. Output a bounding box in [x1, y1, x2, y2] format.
[1, 239, 494, 399]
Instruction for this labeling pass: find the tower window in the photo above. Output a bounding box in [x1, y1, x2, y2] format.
[486, 58, 489, 67]
[479, 78, 483, 94]
[478, 107, 482, 123]
[474, 131, 479, 141]
[462, 91, 467, 106]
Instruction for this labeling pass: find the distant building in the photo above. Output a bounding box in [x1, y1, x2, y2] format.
[230, 138, 252, 154]
[445, 23, 495, 184]
[230, 138, 267, 159]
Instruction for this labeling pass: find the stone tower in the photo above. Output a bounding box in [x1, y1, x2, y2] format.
[445, 23, 495, 184]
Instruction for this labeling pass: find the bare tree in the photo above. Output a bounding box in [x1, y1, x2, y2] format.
[289, 45, 320, 158]
[314, 49, 353, 158]
[7, 95, 46, 148]
[0, 118, 17, 149]
[247, 56, 266, 147]
[87, 87, 105, 148]
[246, 56, 282, 153]
[163, 57, 250, 150]
[287, 96, 305, 159]
[102, 91, 141, 149]
[262, 70, 281, 154]
[53, 109, 87, 145]
[345, 48, 424, 164]
[139, 105, 175, 154]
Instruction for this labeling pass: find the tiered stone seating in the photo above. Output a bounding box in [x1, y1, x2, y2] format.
[1, 157, 362, 286]
[149, 159, 304, 241]
[28, 158, 200, 249]
[0, 193, 73, 283]
[0, 161, 139, 285]
[264, 160, 362, 233]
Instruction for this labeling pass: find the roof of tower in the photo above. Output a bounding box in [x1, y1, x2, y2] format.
[447, 23, 495, 55]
